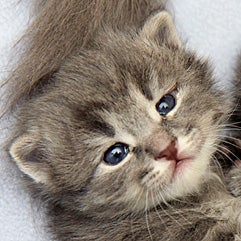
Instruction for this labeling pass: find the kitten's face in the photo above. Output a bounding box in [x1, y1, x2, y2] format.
[10, 12, 229, 217]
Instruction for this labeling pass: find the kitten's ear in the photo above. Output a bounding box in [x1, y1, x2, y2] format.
[9, 134, 50, 184]
[140, 11, 181, 47]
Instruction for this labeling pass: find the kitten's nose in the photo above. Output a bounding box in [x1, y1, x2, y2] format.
[155, 141, 178, 161]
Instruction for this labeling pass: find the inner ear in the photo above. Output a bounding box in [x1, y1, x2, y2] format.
[9, 134, 50, 184]
[140, 11, 181, 47]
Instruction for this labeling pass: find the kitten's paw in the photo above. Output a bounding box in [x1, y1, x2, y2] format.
[226, 163, 241, 197]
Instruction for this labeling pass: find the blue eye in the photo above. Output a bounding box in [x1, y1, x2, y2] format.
[103, 143, 130, 165]
[156, 94, 176, 116]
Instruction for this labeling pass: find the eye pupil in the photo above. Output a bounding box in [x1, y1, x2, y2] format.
[159, 102, 169, 110]
[156, 94, 176, 116]
[104, 143, 129, 165]
[111, 147, 122, 158]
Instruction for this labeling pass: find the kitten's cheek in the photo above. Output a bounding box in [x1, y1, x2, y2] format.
[141, 160, 176, 187]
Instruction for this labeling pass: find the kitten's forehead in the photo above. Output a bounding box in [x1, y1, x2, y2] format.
[60, 29, 213, 101]
[55, 29, 217, 140]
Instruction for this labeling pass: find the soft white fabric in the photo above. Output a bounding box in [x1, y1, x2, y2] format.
[0, 1, 241, 240]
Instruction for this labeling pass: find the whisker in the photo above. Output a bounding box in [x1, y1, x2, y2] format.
[216, 139, 241, 150]
[131, 188, 144, 213]
[150, 188, 171, 236]
[213, 136, 241, 147]
[156, 188, 191, 228]
[214, 145, 238, 166]
[145, 191, 153, 241]
[216, 144, 241, 161]
[211, 155, 226, 178]
[218, 121, 241, 127]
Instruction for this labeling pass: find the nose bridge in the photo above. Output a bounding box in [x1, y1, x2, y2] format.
[144, 129, 174, 158]
[129, 103, 175, 158]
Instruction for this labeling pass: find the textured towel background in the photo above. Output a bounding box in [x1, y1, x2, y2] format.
[0, 1, 241, 240]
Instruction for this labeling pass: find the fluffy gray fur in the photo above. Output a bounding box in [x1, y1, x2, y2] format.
[6, 1, 241, 240]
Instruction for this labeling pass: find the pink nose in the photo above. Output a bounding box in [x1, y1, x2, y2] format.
[155, 141, 178, 161]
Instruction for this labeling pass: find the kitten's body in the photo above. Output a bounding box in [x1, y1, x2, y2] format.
[51, 191, 241, 240]
[6, 1, 241, 240]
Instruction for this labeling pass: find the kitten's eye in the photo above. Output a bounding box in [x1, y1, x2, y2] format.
[156, 94, 176, 116]
[103, 143, 130, 165]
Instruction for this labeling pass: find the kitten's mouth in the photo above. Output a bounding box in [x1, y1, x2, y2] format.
[156, 142, 194, 170]
[158, 154, 193, 167]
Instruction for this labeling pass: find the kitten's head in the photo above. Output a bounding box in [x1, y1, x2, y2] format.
[10, 12, 229, 217]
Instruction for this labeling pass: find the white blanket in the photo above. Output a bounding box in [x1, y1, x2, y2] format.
[0, 1, 241, 240]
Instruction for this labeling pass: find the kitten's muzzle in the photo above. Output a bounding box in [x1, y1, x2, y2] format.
[155, 141, 193, 164]
[155, 141, 179, 162]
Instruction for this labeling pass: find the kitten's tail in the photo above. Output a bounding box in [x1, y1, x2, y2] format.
[2, 0, 165, 113]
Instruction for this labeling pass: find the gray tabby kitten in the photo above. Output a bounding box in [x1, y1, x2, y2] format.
[6, 1, 241, 240]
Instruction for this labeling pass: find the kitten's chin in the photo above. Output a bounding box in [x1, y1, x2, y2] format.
[162, 151, 213, 202]
[153, 135, 219, 204]
[140, 150, 212, 208]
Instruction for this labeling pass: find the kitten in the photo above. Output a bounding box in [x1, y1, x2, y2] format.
[6, 1, 241, 240]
